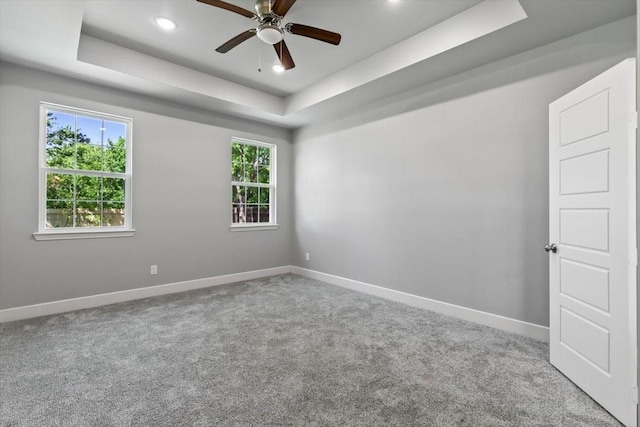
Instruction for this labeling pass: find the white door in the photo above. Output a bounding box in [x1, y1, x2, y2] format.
[549, 58, 637, 427]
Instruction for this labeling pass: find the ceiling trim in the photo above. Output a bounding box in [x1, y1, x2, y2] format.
[77, 35, 284, 116]
[76, 0, 527, 124]
[1, 0, 635, 130]
[285, 0, 527, 115]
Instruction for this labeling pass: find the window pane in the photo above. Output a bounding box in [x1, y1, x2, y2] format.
[76, 175, 100, 201]
[46, 111, 75, 169]
[257, 147, 270, 166]
[259, 205, 270, 223]
[103, 121, 126, 144]
[76, 116, 102, 145]
[245, 205, 259, 223]
[103, 138, 126, 173]
[244, 145, 257, 164]
[103, 177, 125, 202]
[232, 185, 245, 204]
[232, 143, 243, 181]
[243, 163, 256, 183]
[246, 187, 258, 204]
[103, 202, 125, 227]
[46, 111, 75, 143]
[46, 200, 73, 228]
[232, 203, 244, 223]
[258, 166, 270, 184]
[231, 143, 271, 184]
[258, 187, 269, 204]
[232, 162, 244, 182]
[46, 173, 73, 200]
[232, 142, 243, 158]
[75, 143, 103, 171]
[76, 201, 101, 227]
[46, 139, 75, 169]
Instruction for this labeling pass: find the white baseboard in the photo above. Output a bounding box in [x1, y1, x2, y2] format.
[0, 266, 291, 323]
[291, 266, 550, 342]
[1, 265, 550, 343]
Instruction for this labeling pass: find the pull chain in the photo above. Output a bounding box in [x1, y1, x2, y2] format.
[257, 42, 262, 72]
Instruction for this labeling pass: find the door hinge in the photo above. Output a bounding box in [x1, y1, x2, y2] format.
[632, 111, 638, 129]
[632, 386, 639, 405]
[631, 249, 638, 267]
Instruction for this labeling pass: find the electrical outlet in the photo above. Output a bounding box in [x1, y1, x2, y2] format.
[150, 265, 158, 275]
[305, 253, 310, 261]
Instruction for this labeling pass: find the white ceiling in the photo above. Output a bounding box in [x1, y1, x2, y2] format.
[0, 0, 636, 129]
[82, 0, 482, 96]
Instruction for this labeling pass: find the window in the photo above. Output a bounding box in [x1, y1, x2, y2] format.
[231, 139, 276, 230]
[34, 103, 133, 240]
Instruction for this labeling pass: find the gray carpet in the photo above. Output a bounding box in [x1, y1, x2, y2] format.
[0, 274, 622, 426]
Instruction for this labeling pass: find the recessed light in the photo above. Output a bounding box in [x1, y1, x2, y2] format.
[272, 64, 285, 73]
[155, 17, 176, 30]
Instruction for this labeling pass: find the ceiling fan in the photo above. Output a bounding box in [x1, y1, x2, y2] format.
[196, 0, 342, 70]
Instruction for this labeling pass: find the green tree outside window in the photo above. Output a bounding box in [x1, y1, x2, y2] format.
[231, 141, 274, 224]
[45, 110, 127, 228]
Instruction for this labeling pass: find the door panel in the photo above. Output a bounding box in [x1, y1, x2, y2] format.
[559, 209, 609, 251]
[560, 258, 610, 311]
[560, 150, 609, 195]
[560, 307, 610, 372]
[559, 89, 609, 145]
[549, 58, 637, 427]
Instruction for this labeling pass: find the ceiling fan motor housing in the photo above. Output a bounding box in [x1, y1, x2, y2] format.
[255, 0, 281, 20]
[254, 0, 284, 45]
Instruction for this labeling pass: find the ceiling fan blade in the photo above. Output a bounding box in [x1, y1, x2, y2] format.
[216, 30, 256, 53]
[285, 23, 341, 45]
[196, 0, 256, 19]
[273, 40, 295, 70]
[271, 0, 296, 17]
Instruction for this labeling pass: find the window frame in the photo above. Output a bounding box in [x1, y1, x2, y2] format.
[34, 102, 134, 241]
[230, 138, 277, 232]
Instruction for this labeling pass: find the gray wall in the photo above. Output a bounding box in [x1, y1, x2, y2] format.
[0, 16, 636, 329]
[291, 17, 636, 327]
[0, 62, 292, 310]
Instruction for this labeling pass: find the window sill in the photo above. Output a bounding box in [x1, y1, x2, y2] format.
[33, 229, 136, 241]
[229, 224, 279, 232]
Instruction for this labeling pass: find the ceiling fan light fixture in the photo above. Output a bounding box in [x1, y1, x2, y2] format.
[272, 64, 285, 73]
[257, 24, 283, 45]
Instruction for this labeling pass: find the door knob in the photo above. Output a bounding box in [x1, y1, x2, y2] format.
[545, 243, 558, 253]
